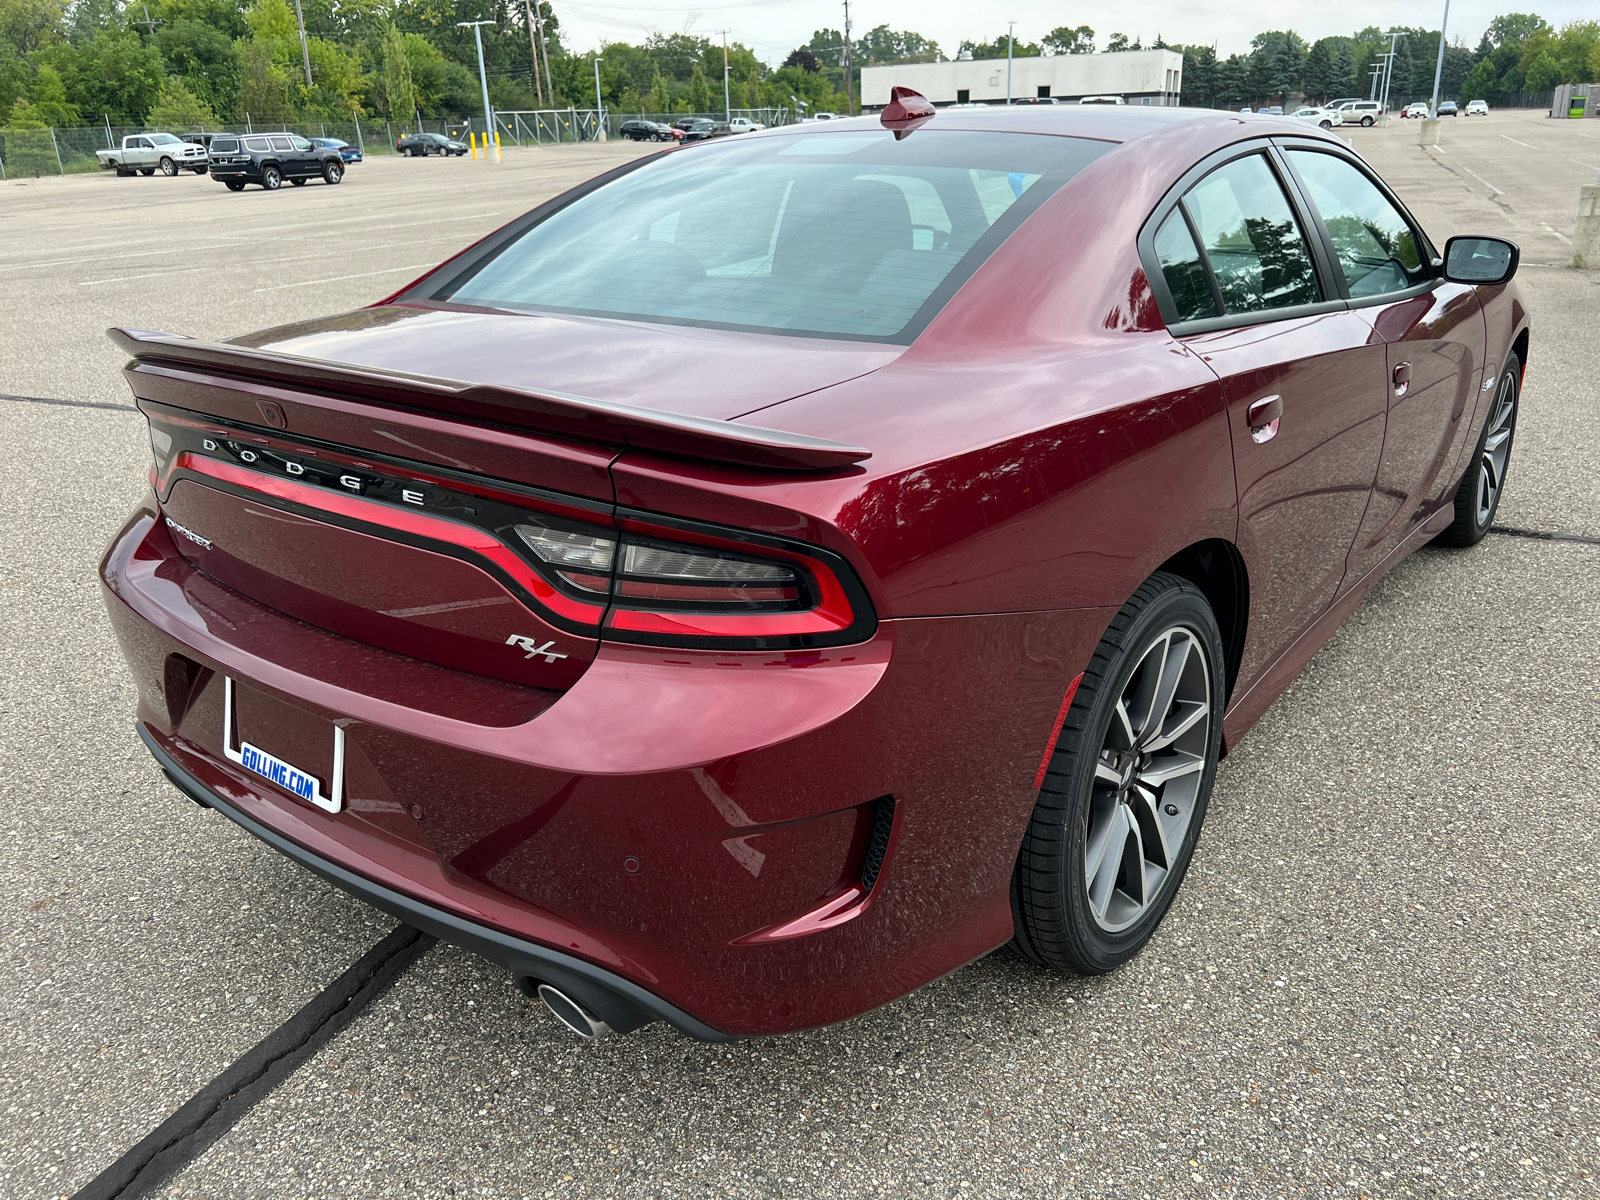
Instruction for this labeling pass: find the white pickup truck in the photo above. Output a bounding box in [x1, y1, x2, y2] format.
[97, 132, 209, 177]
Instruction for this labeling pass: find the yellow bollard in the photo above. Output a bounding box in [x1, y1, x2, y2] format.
[494, 132, 501, 154]
[469, 132, 477, 159]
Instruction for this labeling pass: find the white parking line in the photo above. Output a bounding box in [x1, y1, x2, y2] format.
[1539, 223, 1572, 245]
[250, 263, 440, 292]
[1572, 158, 1600, 171]
[2, 243, 248, 274]
[79, 267, 210, 286]
[1458, 164, 1503, 195]
[1500, 134, 1538, 150]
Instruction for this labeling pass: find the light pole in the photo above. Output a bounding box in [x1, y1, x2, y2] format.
[1428, 0, 1450, 118]
[458, 20, 499, 162]
[289, 0, 313, 87]
[1379, 30, 1401, 119]
[841, 0, 853, 116]
[593, 52, 606, 139]
[1006, 22, 1016, 105]
[719, 30, 731, 119]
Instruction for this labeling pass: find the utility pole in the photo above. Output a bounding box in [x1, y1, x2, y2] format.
[132, 4, 160, 34]
[1428, 0, 1450, 118]
[458, 20, 499, 161]
[536, 2, 554, 110]
[289, 0, 313, 87]
[593, 52, 605, 138]
[1006, 21, 1016, 104]
[718, 30, 731, 119]
[523, 0, 545, 105]
[1379, 30, 1401, 117]
[841, 0, 853, 116]
[1368, 62, 1383, 101]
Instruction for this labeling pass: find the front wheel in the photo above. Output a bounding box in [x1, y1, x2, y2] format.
[323, 161, 343, 185]
[261, 165, 282, 190]
[1436, 353, 1520, 547]
[159, 157, 177, 176]
[1319, 120, 1332, 129]
[1013, 572, 1224, 975]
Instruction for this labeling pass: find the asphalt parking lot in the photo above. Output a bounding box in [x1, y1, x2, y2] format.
[1, 113, 1597, 1199]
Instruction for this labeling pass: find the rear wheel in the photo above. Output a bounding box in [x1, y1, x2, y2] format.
[323, 161, 343, 185]
[115, 167, 133, 177]
[1013, 572, 1224, 975]
[261, 165, 282, 190]
[1436, 353, 1520, 547]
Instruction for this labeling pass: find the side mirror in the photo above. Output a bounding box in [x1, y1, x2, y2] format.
[1442, 236, 1519, 285]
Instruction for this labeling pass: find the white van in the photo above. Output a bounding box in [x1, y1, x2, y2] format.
[1078, 95, 1125, 105]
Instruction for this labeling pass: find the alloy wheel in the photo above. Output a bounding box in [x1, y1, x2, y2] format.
[1085, 625, 1212, 933]
[1475, 370, 1517, 527]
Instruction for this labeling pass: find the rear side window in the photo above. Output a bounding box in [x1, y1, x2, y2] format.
[1152, 211, 1219, 322]
[244, 137, 270, 152]
[1285, 149, 1426, 297]
[1181, 154, 1320, 314]
[441, 130, 1112, 342]
[270, 136, 294, 152]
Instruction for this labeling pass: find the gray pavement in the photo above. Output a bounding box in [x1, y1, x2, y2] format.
[0, 119, 1596, 1200]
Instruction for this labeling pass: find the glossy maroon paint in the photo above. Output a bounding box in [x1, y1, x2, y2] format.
[101, 107, 1529, 1036]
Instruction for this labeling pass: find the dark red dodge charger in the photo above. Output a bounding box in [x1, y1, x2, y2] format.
[101, 101, 1527, 1040]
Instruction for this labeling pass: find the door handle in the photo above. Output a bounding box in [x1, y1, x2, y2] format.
[1393, 361, 1412, 398]
[1247, 395, 1282, 444]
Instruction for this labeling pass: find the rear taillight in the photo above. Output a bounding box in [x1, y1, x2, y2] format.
[510, 511, 872, 649]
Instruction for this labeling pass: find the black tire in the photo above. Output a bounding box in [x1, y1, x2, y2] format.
[159, 156, 177, 176]
[139, 168, 155, 176]
[261, 165, 282, 190]
[1319, 120, 1332, 129]
[224, 180, 246, 191]
[1435, 352, 1520, 547]
[290, 176, 307, 185]
[323, 161, 342, 185]
[1361, 115, 1375, 127]
[1013, 572, 1225, 975]
[190, 166, 207, 174]
[115, 167, 133, 177]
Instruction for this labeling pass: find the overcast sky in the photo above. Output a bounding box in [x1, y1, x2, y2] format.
[551, 0, 1593, 62]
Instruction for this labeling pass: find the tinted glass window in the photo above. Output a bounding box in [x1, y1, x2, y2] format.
[1286, 149, 1426, 297]
[444, 131, 1111, 340]
[1152, 211, 1218, 322]
[270, 136, 294, 152]
[211, 137, 239, 153]
[1182, 154, 1320, 314]
[291, 135, 313, 150]
[243, 136, 271, 152]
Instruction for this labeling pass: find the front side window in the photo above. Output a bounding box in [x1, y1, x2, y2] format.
[1286, 149, 1426, 298]
[291, 135, 313, 151]
[442, 130, 1111, 341]
[1181, 153, 1320, 314]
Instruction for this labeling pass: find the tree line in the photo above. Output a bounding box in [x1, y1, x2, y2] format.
[2, 0, 1596, 132]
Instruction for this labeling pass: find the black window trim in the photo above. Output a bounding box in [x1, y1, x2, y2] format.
[1138, 135, 1441, 337]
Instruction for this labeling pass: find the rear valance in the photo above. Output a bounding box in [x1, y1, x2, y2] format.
[108, 327, 871, 472]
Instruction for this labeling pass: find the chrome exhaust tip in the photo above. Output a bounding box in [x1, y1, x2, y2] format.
[537, 983, 612, 1039]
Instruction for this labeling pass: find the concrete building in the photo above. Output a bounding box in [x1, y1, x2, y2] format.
[860, 49, 1183, 109]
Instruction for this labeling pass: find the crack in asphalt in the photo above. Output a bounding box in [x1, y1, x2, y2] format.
[71, 924, 435, 1200]
[1487, 524, 1600, 547]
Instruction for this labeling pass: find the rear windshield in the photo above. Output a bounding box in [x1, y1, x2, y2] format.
[441, 129, 1111, 341]
[210, 137, 239, 153]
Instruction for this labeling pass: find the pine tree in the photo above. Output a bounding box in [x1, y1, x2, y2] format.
[1329, 43, 1356, 98]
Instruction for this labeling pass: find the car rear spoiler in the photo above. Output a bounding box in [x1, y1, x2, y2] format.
[107, 328, 871, 472]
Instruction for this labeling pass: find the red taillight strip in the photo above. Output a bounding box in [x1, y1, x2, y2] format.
[170, 452, 606, 626]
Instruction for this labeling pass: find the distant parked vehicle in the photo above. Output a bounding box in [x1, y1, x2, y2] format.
[1259, 105, 1284, 116]
[1289, 106, 1343, 129]
[679, 119, 730, 143]
[619, 120, 678, 142]
[396, 132, 467, 157]
[207, 133, 344, 191]
[1437, 101, 1458, 117]
[1079, 95, 1125, 105]
[96, 132, 209, 177]
[1336, 100, 1381, 126]
[311, 137, 363, 163]
[727, 117, 765, 132]
[1012, 96, 1060, 105]
[1402, 102, 1430, 118]
[1326, 97, 1362, 110]
[1466, 99, 1489, 115]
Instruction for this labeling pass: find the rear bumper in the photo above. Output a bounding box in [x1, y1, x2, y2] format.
[139, 721, 731, 1040]
[102, 499, 1113, 1035]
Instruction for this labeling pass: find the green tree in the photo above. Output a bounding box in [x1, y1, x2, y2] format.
[0, 0, 67, 55]
[1523, 49, 1560, 90]
[1302, 39, 1332, 100]
[803, 29, 842, 68]
[235, 37, 291, 121]
[1105, 32, 1132, 53]
[685, 60, 710, 112]
[745, 63, 760, 107]
[1554, 21, 1599, 83]
[1214, 53, 1249, 107]
[1329, 42, 1356, 97]
[646, 60, 668, 112]
[155, 19, 240, 118]
[146, 74, 218, 125]
[36, 28, 165, 122]
[1460, 57, 1500, 102]
[962, 32, 1042, 59]
[13, 62, 78, 123]
[1179, 44, 1216, 106]
[1043, 25, 1095, 55]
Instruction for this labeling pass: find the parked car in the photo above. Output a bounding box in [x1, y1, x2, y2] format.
[104, 104, 1527, 1043]
[311, 136, 364, 163]
[1437, 101, 1458, 117]
[727, 117, 766, 132]
[679, 119, 730, 143]
[396, 132, 468, 157]
[1336, 100, 1381, 126]
[206, 133, 345, 190]
[619, 120, 678, 142]
[95, 132, 208, 177]
[1013, 96, 1061, 105]
[1259, 105, 1284, 116]
[1402, 101, 1430, 118]
[1080, 95, 1126, 105]
[1289, 106, 1343, 129]
[1466, 99, 1489, 115]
